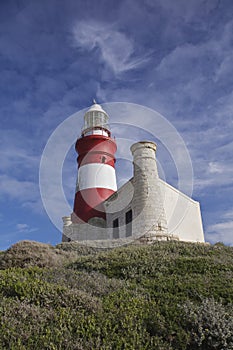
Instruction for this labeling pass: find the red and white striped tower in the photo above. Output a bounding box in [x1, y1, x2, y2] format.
[71, 101, 117, 223]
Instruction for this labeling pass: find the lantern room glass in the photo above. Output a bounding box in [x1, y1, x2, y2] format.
[83, 111, 110, 132]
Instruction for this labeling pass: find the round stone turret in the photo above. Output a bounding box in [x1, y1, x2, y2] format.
[130, 141, 168, 242]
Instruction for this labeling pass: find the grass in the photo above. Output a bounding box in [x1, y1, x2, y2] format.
[0, 240, 232, 349]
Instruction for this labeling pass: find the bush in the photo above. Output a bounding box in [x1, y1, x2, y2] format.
[0, 240, 232, 349]
[0, 241, 76, 269]
[182, 298, 233, 349]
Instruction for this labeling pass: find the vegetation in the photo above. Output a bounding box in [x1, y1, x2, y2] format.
[0, 240, 232, 349]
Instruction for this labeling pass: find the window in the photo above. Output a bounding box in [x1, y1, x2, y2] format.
[113, 218, 119, 239]
[125, 209, 132, 237]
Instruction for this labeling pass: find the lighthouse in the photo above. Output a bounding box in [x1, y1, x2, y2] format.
[62, 103, 204, 245]
[71, 101, 117, 224]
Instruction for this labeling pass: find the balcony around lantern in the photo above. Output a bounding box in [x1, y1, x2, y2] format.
[82, 126, 110, 137]
[81, 127, 111, 137]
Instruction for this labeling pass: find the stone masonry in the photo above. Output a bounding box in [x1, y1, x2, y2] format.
[130, 141, 169, 242]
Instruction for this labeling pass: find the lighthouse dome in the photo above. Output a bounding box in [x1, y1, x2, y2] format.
[82, 101, 110, 136]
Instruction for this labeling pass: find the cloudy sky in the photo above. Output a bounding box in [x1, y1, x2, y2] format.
[1, 0, 233, 249]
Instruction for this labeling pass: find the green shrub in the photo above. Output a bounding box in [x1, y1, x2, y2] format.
[182, 298, 233, 349]
[0, 240, 232, 349]
[0, 241, 76, 269]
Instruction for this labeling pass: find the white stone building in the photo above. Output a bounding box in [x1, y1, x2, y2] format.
[62, 105, 205, 245]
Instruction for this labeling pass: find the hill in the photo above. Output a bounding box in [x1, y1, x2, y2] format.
[0, 240, 232, 349]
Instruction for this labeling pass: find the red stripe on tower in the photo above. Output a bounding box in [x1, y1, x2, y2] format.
[71, 101, 117, 223]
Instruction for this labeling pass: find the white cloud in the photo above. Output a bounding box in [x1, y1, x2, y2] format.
[0, 129, 43, 212]
[0, 146, 38, 172]
[156, 43, 201, 78]
[180, 118, 233, 194]
[158, 0, 219, 22]
[16, 223, 38, 233]
[206, 220, 233, 246]
[72, 21, 150, 75]
[0, 174, 38, 202]
[223, 210, 233, 220]
[152, 18, 233, 110]
[214, 52, 233, 83]
[16, 224, 38, 233]
[193, 160, 233, 192]
[16, 223, 29, 231]
[0, 129, 39, 174]
[0, 223, 38, 251]
[208, 162, 223, 174]
[213, 91, 233, 123]
[206, 207, 233, 246]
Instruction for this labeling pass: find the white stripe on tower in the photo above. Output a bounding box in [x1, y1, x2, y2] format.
[77, 163, 117, 192]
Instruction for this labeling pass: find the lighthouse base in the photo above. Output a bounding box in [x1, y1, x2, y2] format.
[62, 213, 176, 245]
[62, 217, 111, 242]
[62, 216, 179, 246]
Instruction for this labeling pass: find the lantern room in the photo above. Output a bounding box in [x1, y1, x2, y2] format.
[82, 100, 110, 137]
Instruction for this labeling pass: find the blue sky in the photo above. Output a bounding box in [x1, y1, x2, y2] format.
[1, 0, 233, 249]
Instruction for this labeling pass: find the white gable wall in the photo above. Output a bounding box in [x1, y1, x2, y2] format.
[159, 179, 205, 242]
